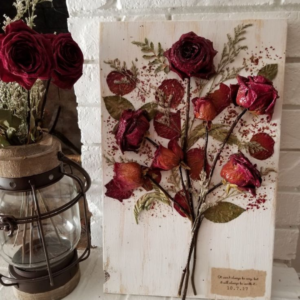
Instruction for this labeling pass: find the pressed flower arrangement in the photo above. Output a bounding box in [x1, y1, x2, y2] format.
[0, 0, 83, 147]
[101, 21, 286, 299]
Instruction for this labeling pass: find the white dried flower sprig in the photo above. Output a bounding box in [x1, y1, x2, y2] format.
[3, 0, 52, 30]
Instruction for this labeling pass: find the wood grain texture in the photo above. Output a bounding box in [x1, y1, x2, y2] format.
[100, 20, 287, 299]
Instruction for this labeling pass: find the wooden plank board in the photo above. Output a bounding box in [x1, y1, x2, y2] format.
[100, 20, 287, 299]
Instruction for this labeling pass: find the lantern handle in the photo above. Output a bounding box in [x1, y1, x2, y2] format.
[0, 274, 18, 287]
[57, 152, 91, 192]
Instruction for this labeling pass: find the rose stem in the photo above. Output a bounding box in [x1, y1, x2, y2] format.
[145, 137, 159, 148]
[181, 109, 248, 299]
[27, 90, 31, 144]
[178, 182, 223, 297]
[190, 123, 209, 295]
[146, 175, 190, 217]
[40, 79, 51, 121]
[182, 78, 195, 221]
[179, 166, 193, 222]
[208, 108, 248, 186]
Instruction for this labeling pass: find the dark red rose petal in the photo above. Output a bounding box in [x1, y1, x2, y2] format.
[168, 138, 184, 160]
[154, 111, 181, 140]
[186, 148, 209, 180]
[174, 190, 191, 218]
[155, 79, 184, 109]
[249, 133, 275, 160]
[106, 71, 136, 96]
[207, 83, 231, 115]
[142, 168, 162, 191]
[105, 180, 133, 202]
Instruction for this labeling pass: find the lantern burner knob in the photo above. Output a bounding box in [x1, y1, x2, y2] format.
[0, 215, 18, 237]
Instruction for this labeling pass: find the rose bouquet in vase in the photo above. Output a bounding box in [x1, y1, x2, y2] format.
[0, 0, 83, 148]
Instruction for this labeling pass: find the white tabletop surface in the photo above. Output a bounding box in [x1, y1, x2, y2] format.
[1, 249, 300, 300]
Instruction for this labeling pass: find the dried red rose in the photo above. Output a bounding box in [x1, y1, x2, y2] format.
[105, 162, 143, 202]
[249, 133, 275, 160]
[154, 111, 181, 140]
[164, 31, 217, 80]
[151, 139, 183, 171]
[220, 152, 262, 196]
[49, 33, 84, 89]
[174, 190, 191, 218]
[192, 83, 231, 122]
[0, 20, 53, 89]
[231, 75, 279, 121]
[142, 168, 162, 191]
[186, 148, 209, 180]
[106, 70, 136, 96]
[192, 98, 217, 121]
[115, 109, 150, 153]
[155, 79, 184, 109]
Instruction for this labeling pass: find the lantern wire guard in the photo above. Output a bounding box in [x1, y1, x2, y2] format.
[0, 150, 91, 297]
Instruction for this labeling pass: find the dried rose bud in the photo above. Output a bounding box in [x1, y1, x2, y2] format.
[151, 139, 183, 171]
[220, 152, 262, 196]
[164, 31, 217, 80]
[142, 168, 162, 191]
[192, 98, 217, 121]
[115, 109, 150, 153]
[233, 75, 279, 121]
[105, 162, 143, 202]
[192, 83, 231, 122]
[106, 70, 136, 96]
[249, 132, 275, 160]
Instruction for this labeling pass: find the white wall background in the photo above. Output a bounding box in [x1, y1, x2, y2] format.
[66, 0, 300, 270]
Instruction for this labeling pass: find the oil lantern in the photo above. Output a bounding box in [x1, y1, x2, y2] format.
[0, 135, 91, 300]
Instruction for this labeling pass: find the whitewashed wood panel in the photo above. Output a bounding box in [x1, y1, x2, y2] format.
[101, 20, 287, 299]
[276, 191, 300, 227]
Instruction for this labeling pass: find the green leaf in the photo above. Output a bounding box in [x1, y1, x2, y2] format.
[209, 128, 241, 146]
[143, 55, 156, 60]
[204, 202, 245, 223]
[141, 47, 152, 53]
[258, 64, 278, 81]
[0, 109, 22, 129]
[187, 123, 225, 150]
[132, 41, 145, 47]
[103, 96, 135, 120]
[139, 102, 158, 120]
[154, 65, 164, 74]
[134, 187, 170, 224]
[164, 66, 170, 73]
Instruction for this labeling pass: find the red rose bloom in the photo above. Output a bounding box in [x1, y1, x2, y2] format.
[192, 83, 231, 122]
[48, 33, 84, 89]
[220, 152, 262, 196]
[0, 20, 53, 89]
[151, 139, 183, 171]
[105, 162, 143, 202]
[231, 75, 279, 121]
[164, 31, 217, 80]
[115, 109, 150, 153]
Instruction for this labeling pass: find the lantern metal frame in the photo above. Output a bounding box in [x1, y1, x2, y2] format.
[0, 151, 91, 293]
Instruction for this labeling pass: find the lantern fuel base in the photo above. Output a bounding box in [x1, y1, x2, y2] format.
[0, 135, 91, 300]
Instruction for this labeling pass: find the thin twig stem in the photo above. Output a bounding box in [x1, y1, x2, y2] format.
[40, 79, 51, 121]
[146, 175, 190, 217]
[208, 108, 247, 185]
[145, 137, 159, 148]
